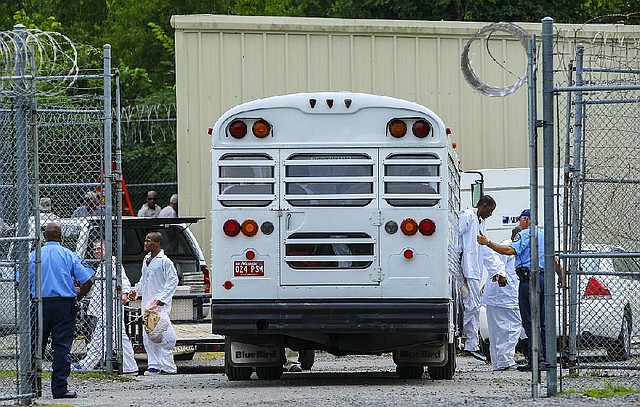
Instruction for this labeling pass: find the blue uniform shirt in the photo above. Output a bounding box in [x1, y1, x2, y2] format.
[27, 241, 94, 298]
[509, 227, 546, 270]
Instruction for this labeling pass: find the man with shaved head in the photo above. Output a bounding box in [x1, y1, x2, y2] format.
[128, 231, 178, 375]
[28, 222, 94, 399]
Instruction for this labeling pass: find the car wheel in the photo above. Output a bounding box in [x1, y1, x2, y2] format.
[606, 313, 631, 361]
[298, 349, 315, 370]
[427, 343, 456, 380]
[255, 365, 283, 380]
[396, 365, 425, 379]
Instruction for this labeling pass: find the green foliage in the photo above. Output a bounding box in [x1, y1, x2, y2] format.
[122, 138, 177, 185]
[584, 380, 640, 398]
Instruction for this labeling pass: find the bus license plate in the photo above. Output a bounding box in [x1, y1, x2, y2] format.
[234, 260, 265, 276]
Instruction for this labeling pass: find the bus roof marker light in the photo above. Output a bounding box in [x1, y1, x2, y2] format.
[326, 99, 334, 108]
[412, 119, 431, 138]
[344, 99, 352, 108]
[309, 98, 316, 108]
[252, 120, 271, 138]
[400, 218, 419, 236]
[388, 119, 407, 138]
[419, 218, 437, 236]
[228, 120, 247, 139]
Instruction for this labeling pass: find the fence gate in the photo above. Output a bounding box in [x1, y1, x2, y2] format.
[554, 23, 640, 390]
[0, 25, 121, 403]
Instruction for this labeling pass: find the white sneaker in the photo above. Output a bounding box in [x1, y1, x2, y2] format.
[143, 368, 161, 376]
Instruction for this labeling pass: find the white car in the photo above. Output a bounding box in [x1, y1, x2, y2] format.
[477, 244, 640, 362]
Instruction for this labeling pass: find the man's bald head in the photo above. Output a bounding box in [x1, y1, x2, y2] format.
[43, 222, 62, 242]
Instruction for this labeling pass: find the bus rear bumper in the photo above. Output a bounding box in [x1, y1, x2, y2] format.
[212, 299, 451, 335]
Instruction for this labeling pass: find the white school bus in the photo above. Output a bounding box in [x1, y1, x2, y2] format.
[210, 92, 461, 380]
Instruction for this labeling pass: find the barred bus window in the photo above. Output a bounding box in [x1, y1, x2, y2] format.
[285, 154, 374, 207]
[384, 153, 441, 207]
[218, 154, 275, 207]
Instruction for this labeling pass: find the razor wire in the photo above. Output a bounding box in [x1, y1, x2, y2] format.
[461, 22, 530, 97]
[0, 24, 79, 96]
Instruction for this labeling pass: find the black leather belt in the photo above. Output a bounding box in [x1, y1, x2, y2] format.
[515, 267, 544, 281]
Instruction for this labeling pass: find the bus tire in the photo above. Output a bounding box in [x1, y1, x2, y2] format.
[396, 365, 425, 379]
[427, 343, 456, 380]
[255, 365, 283, 380]
[225, 347, 252, 381]
[299, 350, 315, 370]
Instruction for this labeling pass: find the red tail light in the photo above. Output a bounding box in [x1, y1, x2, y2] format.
[223, 219, 241, 237]
[403, 249, 414, 259]
[419, 218, 436, 236]
[201, 264, 211, 294]
[228, 120, 247, 138]
[412, 120, 431, 138]
[584, 277, 611, 297]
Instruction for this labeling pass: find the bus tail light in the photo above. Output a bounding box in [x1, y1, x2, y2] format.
[388, 119, 407, 138]
[245, 250, 256, 260]
[223, 281, 234, 290]
[260, 221, 274, 235]
[241, 219, 259, 236]
[228, 120, 247, 138]
[419, 218, 436, 236]
[400, 218, 419, 236]
[412, 120, 431, 138]
[223, 219, 241, 237]
[403, 249, 414, 259]
[252, 119, 271, 138]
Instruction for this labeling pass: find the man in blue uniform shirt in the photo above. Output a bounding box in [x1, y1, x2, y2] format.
[477, 209, 547, 371]
[27, 222, 94, 399]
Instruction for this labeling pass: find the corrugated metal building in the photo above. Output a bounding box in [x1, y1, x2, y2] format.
[171, 14, 638, 262]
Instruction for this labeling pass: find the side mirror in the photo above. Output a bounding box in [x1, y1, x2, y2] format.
[471, 181, 483, 208]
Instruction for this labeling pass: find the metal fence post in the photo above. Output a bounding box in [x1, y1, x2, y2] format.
[541, 16, 557, 395]
[103, 44, 114, 373]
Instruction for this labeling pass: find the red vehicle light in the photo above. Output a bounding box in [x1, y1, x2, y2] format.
[223, 219, 241, 237]
[403, 249, 414, 259]
[241, 219, 259, 237]
[419, 218, 436, 236]
[412, 120, 431, 138]
[223, 280, 234, 290]
[246, 250, 256, 260]
[583, 277, 611, 297]
[388, 119, 407, 138]
[400, 218, 419, 236]
[228, 120, 247, 139]
[201, 264, 211, 294]
[252, 120, 271, 138]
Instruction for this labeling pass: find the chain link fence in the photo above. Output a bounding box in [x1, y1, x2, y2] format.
[0, 25, 120, 403]
[553, 24, 640, 387]
[120, 104, 177, 216]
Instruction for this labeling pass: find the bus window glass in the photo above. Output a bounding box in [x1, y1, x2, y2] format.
[384, 153, 441, 207]
[285, 154, 374, 207]
[218, 154, 275, 207]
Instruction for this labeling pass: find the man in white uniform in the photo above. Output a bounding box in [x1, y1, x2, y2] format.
[483, 227, 523, 370]
[129, 232, 179, 375]
[73, 240, 138, 375]
[158, 194, 178, 218]
[458, 195, 504, 361]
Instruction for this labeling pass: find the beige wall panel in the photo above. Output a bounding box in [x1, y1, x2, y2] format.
[286, 34, 309, 92]
[265, 34, 288, 96]
[221, 33, 245, 107]
[372, 36, 395, 96]
[308, 35, 331, 90]
[395, 36, 418, 101]
[415, 37, 441, 111]
[352, 36, 373, 91]
[243, 33, 268, 100]
[329, 35, 352, 91]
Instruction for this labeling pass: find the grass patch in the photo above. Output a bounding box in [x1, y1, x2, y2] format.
[584, 381, 640, 398]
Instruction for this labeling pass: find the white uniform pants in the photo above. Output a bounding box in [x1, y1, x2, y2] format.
[143, 314, 177, 373]
[486, 305, 521, 370]
[78, 314, 138, 374]
[462, 278, 482, 351]
[284, 348, 300, 369]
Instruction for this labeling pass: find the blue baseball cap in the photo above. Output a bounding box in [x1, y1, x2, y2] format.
[517, 209, 531, 220]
